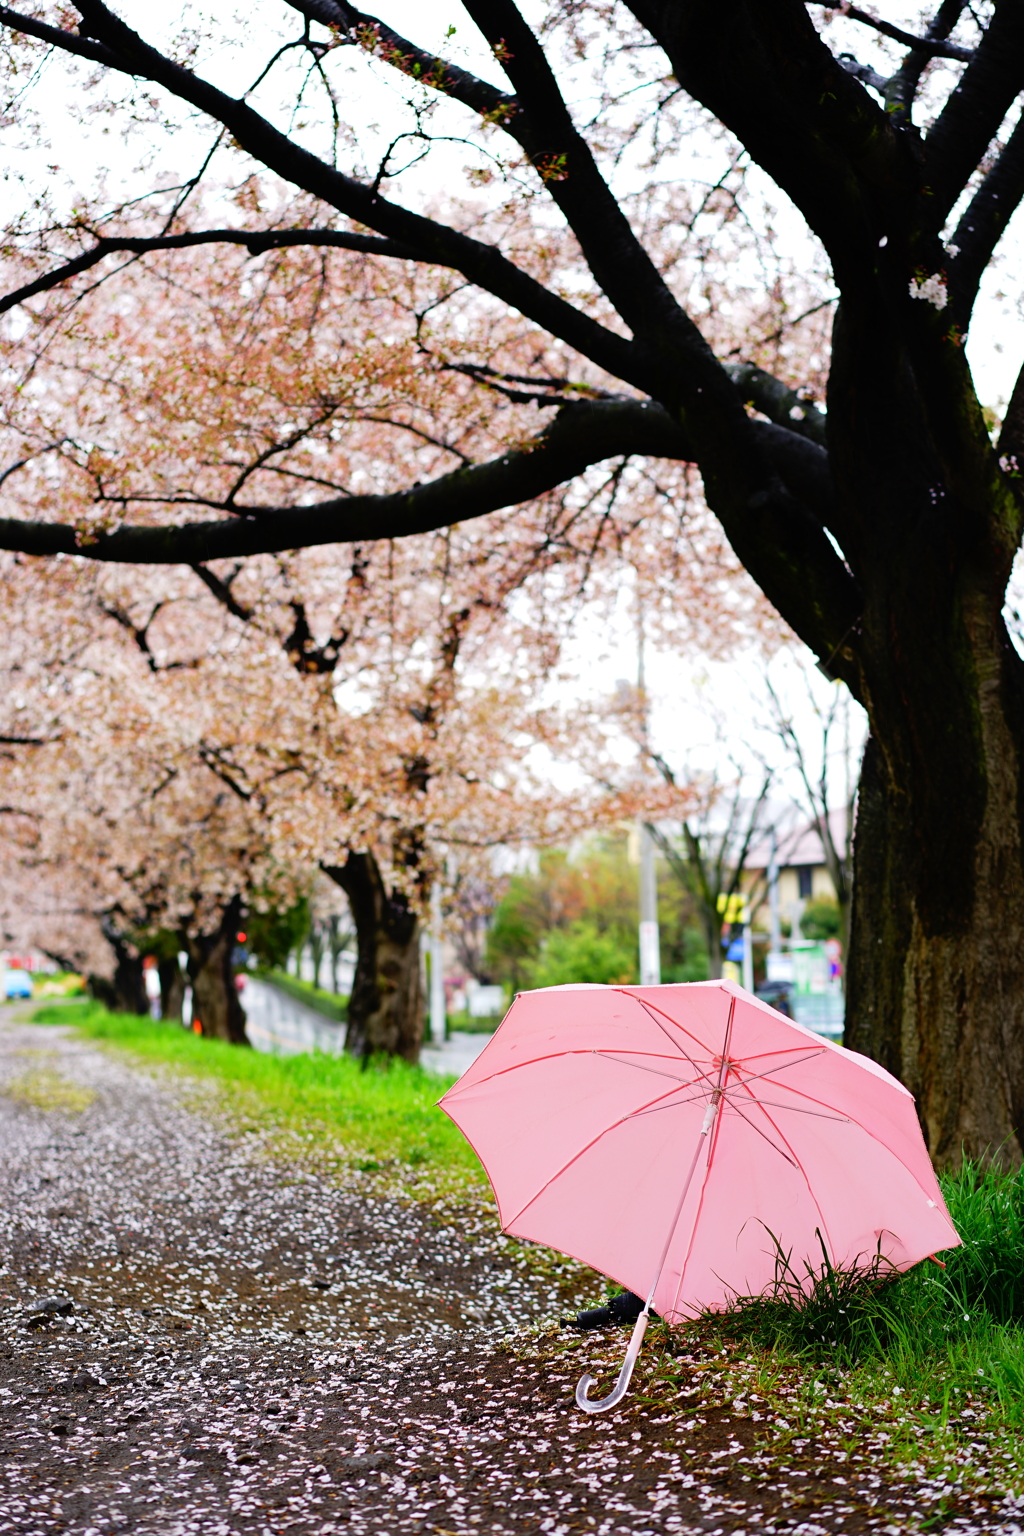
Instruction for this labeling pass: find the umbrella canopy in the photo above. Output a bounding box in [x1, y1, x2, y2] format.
[440, 980, 959, 1326]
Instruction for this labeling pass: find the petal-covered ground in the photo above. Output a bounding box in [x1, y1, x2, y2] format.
[0, 1010, 1020, 1536]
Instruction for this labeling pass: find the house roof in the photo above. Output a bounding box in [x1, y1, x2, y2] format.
[745, 808, 848, 871]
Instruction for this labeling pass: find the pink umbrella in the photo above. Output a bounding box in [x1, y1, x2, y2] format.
[439, 980, 960, 1414]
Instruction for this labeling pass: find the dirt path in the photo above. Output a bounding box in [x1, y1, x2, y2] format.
[0, 1011, 1016, 1536]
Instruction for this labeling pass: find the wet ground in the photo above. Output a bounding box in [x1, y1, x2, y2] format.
[0, 1009, 1021, 1535]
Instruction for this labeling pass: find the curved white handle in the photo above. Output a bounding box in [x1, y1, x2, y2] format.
[575, 1310, 649, 1415]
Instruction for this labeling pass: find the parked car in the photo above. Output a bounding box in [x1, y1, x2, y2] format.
[3, 970, 33, 999]
[755, 979, 793, 1019]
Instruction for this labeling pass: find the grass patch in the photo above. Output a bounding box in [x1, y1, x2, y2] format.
[4, 1066, 96, 1113]
[31, 1001, 481, 1183]
[259, 970, 348, 1023]
[705, 1163, 1024, 1395]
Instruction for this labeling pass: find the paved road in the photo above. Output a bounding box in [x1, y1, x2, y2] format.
[0, 1008, 1015, 1535]
[241, 979, 490, 1078]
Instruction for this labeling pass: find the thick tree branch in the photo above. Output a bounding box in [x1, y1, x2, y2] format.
[0, 398, 692, 562]
[948, 110, 1024, 329]
[806, 2, 972, 61]
[459, 0, 713, 371]
[0, 0, 860, 681]
[0, 3, 117, 65]
[453, 0, 855, 653]
[924, 1, 1024, 228]
[837, 55, 888, 96]
[0, 1, 641, 389]
[0, 393, 848, 652]
[0, 228, 433, 315]
[724, 361, 827, 448]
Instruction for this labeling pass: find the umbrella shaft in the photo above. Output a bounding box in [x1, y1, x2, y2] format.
[645, 1100, 717, 1309]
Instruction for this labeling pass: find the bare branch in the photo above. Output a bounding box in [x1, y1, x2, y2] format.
[285, 0, 521, 125]
[883, 0, 968, 125]
[189, 564, 254, 624]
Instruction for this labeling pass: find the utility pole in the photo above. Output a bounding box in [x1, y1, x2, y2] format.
[636, 578, 661, 986]
[768, 826, 782, 956]
[639, 821, 661, 985]
[429, 882, 446, 1045]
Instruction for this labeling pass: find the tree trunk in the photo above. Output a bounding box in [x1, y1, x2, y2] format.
[701, 908, 723, 980]
[94, 922, 148, 1014]
[844, 584, 1024, 1169]
[309, 922, 326, 990]
[158, 957, 186, 1023]
[323, 852, 424, 1061]
[185, 896, 249, 1045]
[327, 916, 346, 995]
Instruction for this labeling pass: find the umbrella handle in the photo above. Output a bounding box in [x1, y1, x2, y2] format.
[575, 1309, 649, 1414]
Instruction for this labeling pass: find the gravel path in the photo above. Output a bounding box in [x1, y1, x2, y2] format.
[0, 1010, 1020, 1536]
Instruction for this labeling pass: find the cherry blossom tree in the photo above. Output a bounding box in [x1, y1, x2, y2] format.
[0, 2, 1017, 1156]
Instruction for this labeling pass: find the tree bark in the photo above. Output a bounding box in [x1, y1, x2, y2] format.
[185, 896, 249, 1045]
[323, 852, 424, 1062]
[844, 585, 1024, 1169]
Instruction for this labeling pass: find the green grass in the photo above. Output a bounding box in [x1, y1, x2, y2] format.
[445, 1009, 502, 1035]
[259, 969, 348, 1023]
[673, 1161, 1024, 1457]
[31, 1001, 482, 1183]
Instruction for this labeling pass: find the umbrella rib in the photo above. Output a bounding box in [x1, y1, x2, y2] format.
[442, 1046, 698, 1097]
[737, 1078, 957, 1215]
[731, 1073, 954, 1244]
[593, 1051, 715, 1093]
[721, 1100, 799, 1167]
[728, 1096, 849, 1122]
[729, 1078, 837, 1255]
[735, 1045, 834, 1061]
[628, 1087, 730, 1117]
[630, 994, 716, 1072]
[733, 1069, 870, 1121]
[666, 1004, 739, 1318]
[499, 1076, 702, 1233]
[624, 1088, 849, 1123]
[728, 1052, 827, 1089]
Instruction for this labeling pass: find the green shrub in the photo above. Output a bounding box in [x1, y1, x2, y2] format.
[526, 919, 637, 988]
[800, 896, 841, 940]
